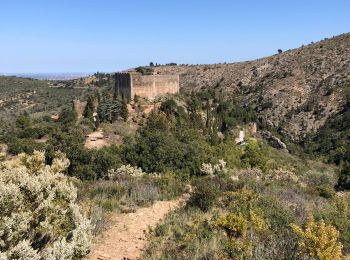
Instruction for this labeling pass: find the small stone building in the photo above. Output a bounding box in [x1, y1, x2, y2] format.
[115, 72, 179, 100]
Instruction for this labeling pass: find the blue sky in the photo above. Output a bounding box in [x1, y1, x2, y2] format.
[1, 0, 349, 73]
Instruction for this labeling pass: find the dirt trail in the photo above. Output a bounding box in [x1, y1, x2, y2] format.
[88, 196, 187, 260]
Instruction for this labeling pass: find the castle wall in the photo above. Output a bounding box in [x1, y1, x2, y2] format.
[115, 73, 179, 100]
[116, 73, 132, 99]
[131, 74, 179, 99]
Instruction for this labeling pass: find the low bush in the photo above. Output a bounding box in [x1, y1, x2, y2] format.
[145, 172, 187, 200]
[291, 215, 343, 259]
[0, 151, 92, 259]
[216, 212, 248, 238]
[188, 177, 220, 211]
[316, 184, 336, 198]
[314, 194, 350, 253]
[79, 118, 96, 134]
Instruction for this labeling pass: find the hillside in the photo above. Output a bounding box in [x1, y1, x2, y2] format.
[151, 33, 350, 142]
[1, 34, 350, 258]
[0, 76, 99, 120]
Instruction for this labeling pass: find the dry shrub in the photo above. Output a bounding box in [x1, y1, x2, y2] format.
[0, 151, 92, 259]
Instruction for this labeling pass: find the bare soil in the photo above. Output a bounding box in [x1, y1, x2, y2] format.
[85, 129, 108, 149]
[87, 197, 187, 260]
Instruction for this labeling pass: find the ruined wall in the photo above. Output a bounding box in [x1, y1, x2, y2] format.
[115, 73, 179, 100]
[115, 73, 132, 99]
[73, 100, 87, 118]
[132, 74, 179, 99]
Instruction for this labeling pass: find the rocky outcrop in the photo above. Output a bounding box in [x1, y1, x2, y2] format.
[260, 131, 287, 150]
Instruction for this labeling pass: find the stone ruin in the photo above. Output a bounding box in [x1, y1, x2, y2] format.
[235, 130, 245, 144]
[73, 100, 87, 118]
[250, 122, 257, 135]
[234, 122, 257, 144]
[115, 72, 179, 100]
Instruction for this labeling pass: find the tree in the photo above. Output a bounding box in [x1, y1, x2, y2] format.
[278, 49, 283, 54]
[120, 99, 128, 121]
[124, 129, 185, 173]
[123, 112, 212, 176]
[160, 99, 178, 116]
[149, 62, 155, 67]
[16, 114, 31, 130]
[97, 99, 128, 123]
[83, 95, 95, 119]
[337, 165, 350, 190]
[187, 92, 201, 113]
[59, 108, 77, 126]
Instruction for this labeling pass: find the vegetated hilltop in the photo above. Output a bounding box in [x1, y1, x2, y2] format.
[153, 33, 350, 142]
[0, 73, 113, 120]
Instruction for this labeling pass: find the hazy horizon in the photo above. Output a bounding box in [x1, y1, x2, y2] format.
[1, 0, 350, 73]
[0, 72, 95, 80]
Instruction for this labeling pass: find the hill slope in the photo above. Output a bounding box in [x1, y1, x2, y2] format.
[0, 76, 95, 120]
[153, 33, 350, 142]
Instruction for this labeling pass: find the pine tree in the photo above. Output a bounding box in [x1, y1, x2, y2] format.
[83, 96, 95, 119]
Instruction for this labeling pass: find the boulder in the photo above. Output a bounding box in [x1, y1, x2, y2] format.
[260, 131, 288, 150]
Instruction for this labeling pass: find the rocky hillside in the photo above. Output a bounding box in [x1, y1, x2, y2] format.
[152, 33, 350, 141]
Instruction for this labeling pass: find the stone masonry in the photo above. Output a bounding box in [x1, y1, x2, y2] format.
[73, 100, 87, 118]
[115, 72, 179, 100]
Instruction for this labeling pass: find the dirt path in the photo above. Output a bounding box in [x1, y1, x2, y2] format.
[88, 197, 187, 260]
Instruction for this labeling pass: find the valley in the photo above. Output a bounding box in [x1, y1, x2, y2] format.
[1, 33, 350, 260]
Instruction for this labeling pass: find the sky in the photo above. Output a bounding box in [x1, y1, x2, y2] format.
[0, 0, 349, 73]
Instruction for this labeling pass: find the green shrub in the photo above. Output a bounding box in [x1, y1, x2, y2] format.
[59, 107, 78, 126]
[79, 118, 95, 134]
[7, 138, 46, 155]
[135, 66, 154, 75]
[160, 99, 178, 116]
[146, 172, 187, 200]
[258, 196, 296, 230]
[188, 178, 220, 211]
[154, 223, 169, 237]
[315, 194, 350, 252]
[316, 185, 336, 199]
[338, 166, 350, 190]
[15, 114, 31, 129]
[241, 139, 269, 172]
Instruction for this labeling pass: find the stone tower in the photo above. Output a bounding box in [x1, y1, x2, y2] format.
[73, 100, 87, 118]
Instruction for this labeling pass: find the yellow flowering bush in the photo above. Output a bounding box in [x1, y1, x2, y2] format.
[216, 187, 269, 258]
[291, 215, 343, 260]
[221, 186, 258, 210]
[216, 212, 249, 238]
[0, 151, 92, 259]
[250, 211, 268, 233]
